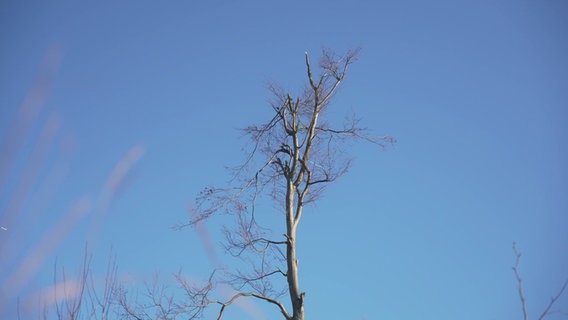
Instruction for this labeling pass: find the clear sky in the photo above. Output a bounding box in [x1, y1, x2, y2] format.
[1, 1, 567, 319]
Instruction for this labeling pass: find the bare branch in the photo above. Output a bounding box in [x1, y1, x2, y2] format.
[213, 291, 291, 320]
[316, 125, 396, 148]
[305, 52, 317, 91]
[538, 279, 568, 320]
[87, 248, 119, 319]
[513, 242, 529, 320]
[513, 242, 568, 320]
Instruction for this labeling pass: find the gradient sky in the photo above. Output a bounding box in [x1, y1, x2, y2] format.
[1, 1, 567, 319]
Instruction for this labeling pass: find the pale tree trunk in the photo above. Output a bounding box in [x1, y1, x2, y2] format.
[286, 182, 304, 320]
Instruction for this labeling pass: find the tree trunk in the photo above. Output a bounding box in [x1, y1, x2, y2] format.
[286, 182, 304, 320]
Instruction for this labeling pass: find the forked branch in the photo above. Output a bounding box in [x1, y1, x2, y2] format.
[538, 279, 568, 320]
[512, 242, 568, 320]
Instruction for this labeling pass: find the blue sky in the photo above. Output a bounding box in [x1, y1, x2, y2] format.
[1, 0, 567, 319]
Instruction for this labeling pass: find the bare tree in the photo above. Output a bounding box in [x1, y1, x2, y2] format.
[512, 242, 568, 320]
[31, 246, 120, 320]
[116, 48, 393, 320]
[52, 252, 89, 320]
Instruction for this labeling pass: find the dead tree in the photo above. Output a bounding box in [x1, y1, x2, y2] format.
[512, 242, 568, 320]
[120, 49, 393, 320]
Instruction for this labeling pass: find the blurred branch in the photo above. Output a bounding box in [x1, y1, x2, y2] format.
[538, 279, 568, 320]
[512, 242, 568, 320]
[512, 242, 529, 320]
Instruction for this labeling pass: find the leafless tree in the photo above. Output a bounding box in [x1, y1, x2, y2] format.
[115, 48, 392, 320]
[114, 272, 186, 320]
[33, 246, 120, 320]
[51, 251, 87, 320]
[512, 242, 568, 320]
[86, 250, 120, 320]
